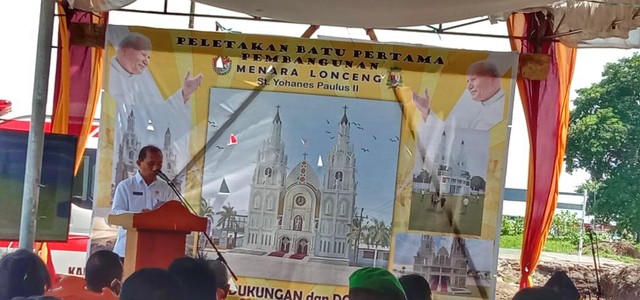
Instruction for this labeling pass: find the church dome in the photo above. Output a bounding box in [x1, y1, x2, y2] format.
[285, 160, 320, 189]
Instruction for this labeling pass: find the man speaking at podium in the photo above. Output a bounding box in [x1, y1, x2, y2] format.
[111, 145, 177, 259]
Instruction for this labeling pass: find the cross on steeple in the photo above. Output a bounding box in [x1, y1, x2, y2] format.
[276, 105, 281, 111]
[303, 152, 308, 160]
[340, 105, 349, 125]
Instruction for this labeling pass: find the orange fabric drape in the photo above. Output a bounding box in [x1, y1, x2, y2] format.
[37, 242, 57, 287]
[507, 13, 577, 288]
[52, 3, 106, 175]
[52, 4, 71, 135]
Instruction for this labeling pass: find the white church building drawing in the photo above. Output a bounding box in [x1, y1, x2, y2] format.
[413, 131, 474, 196]
[243, 106, 356, 264]
[113, 109, 181, 190]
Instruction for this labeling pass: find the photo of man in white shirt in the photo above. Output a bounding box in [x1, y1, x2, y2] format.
[111, 145, 176, 258]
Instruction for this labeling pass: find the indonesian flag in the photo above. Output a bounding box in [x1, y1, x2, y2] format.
[38, 242, 58, 288]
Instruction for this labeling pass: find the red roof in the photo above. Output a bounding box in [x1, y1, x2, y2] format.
[0, 119, 99, 137]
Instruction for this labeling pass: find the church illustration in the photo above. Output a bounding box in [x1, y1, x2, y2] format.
[413, 235, 471, 294]
[413, 131, 482, 197]
[243, 106, 357, 264]
[113, 109, 181, 190]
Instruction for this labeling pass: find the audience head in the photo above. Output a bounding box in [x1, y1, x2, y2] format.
[399, 274, 431, 300]
[348, 267, 406, 300]
[513, 287, 564, 300]
[544, 271, 580, 300]
[513, 271, 581, 300]
[206, 259, 230, 300]
[119, 268, 181, 300]
[168, 257, 217, 300]
[0, 249, 51, 300]
[85, 250, 123, 294]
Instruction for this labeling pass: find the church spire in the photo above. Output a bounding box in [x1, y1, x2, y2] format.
[164, 127, 171, 149]
[127, 110, 135, 131]
[273, 105, 282, 124]
[338, 106, 350, 144]
[437, 130, 447, 166]
[269, 106, 283, 146]
[340, 105, 349, 125]
[456, 139, 467, 172]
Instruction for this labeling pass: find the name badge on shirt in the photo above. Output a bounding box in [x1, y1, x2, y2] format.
[133, 191, 143, 196]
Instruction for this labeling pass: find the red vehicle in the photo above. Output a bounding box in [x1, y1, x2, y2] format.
[0, 99, 11, 116]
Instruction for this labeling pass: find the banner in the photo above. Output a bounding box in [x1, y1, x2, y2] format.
[91, 25, 517, 299]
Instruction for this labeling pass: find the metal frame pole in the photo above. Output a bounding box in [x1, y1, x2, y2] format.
[578, 189, 588, 260]
[19, 0, 56, 251]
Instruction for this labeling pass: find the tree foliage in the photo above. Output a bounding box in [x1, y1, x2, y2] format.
[567, 53, 640, 233]
[548, 211, 581, 244]
[500, 216, 524, 236]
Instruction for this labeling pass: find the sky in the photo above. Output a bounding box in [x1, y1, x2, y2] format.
[0, 0, 637, 195]
[201, 88, 401, 223]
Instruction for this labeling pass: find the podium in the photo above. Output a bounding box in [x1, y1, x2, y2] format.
[108, 201, 207, 279]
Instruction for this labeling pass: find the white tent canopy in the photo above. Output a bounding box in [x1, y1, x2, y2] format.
[193, 0, 557, 28]
[550, 0, 640, 48]
[67, 0, 640, 47]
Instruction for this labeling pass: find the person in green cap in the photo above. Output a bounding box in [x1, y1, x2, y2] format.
[348, 267, 407, 300]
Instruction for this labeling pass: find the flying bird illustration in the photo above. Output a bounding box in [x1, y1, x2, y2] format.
[330, 136, 335, 139]
[360, 147, 370, 152]
[390, 138, 397, 143]
[326, 119, 330, 124]
[325, 131, 332, 134]
[207, 120, 218, 128]
[372, 135, 377, 140]
[356, 126, 364, 130]
[338, 133, 344, 137]
[216, 145, 224, 149]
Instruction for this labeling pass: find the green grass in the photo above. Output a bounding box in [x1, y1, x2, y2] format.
[500, 235, 577, 253]
[584, 246, 638, 263]
[600, 253, 636, 263]
[501, 234, 639, 263]
[499, 235, 524, 249]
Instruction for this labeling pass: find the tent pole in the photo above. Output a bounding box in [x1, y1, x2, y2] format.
[19, 0, 56, 251]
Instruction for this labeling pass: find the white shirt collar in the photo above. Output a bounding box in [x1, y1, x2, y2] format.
[111, 56, 134, 78]
[134, 171, 157, 187]
[480, 89, 504, 107]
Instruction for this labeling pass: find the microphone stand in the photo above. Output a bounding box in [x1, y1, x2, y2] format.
[157, 172, 239, 281]
[586, 227, 602, 299]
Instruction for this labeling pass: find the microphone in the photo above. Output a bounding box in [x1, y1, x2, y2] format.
[155, 169, 239, 281]
[156, 170, 170, 182]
